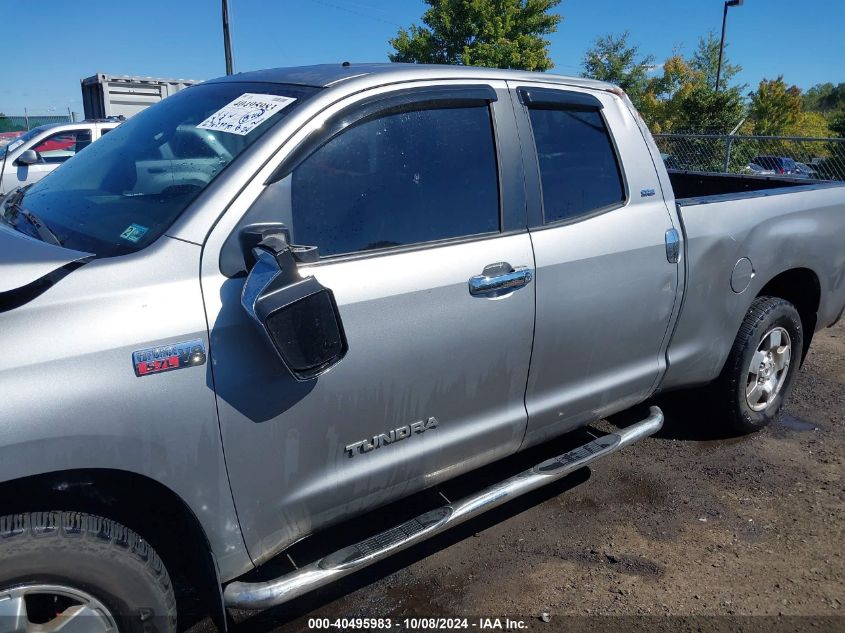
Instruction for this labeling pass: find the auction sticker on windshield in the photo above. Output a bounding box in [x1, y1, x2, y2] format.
[197, 93, 297, 136]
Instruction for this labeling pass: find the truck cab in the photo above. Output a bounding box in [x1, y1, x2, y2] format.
[0, 119, 121, 195]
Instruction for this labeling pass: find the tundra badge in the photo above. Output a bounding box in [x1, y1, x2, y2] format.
[345, 417, 438, 457]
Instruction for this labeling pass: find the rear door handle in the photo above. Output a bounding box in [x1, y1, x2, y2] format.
[665, 228, 680, 263]
[469, 262, 533, 297]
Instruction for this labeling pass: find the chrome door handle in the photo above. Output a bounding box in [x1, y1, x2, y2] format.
[665, 228, 680, 263]
[469, 263, 533, 297]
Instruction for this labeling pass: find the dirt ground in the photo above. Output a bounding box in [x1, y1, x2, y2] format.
[194, 320, 844, 633]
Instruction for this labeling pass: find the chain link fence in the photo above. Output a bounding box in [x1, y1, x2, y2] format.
[653, 133, 845, 182]
[0, 113, 78, 134]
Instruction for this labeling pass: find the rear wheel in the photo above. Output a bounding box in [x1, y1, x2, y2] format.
[716, 296, 803, 433]
[0, 512, 177, 633]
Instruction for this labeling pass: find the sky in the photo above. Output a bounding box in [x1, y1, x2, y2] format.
[2, 0, 844, 115]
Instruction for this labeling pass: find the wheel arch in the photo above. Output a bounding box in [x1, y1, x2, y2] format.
[0, 468, 227, 631]
[755, 266, 821, 363]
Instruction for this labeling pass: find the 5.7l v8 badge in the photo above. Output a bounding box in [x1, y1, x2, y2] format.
[132, 339, 207, 377]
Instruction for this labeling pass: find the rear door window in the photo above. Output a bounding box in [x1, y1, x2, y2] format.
[526, 106, 625, 224]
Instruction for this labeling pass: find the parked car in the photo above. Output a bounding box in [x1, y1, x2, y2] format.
[807, 157, 843, 181]
[794, 161, 819, 179]
[0, 119, 121, 195]
[745, 162, 777, 176]
[1, 64, 844, 632]
[0, 130, 24, 148]
[752, 155, 800, 176]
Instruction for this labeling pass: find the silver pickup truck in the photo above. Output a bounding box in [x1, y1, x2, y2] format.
[0, 119, 121, 196]
[1, 64, 843, 633]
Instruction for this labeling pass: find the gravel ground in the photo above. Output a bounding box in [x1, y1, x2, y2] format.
[191, 320, 844, 633]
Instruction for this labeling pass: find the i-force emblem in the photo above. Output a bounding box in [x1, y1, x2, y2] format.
[132, 339, 207, 377]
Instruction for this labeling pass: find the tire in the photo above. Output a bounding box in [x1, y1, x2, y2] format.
[716, 296, 803, 433]
[0, 511, 177, 633]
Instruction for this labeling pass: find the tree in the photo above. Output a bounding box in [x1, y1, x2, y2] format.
[820, 111, 845, 180]
[830, 111, 845, 138]
[389, 0, 562, 71]
[634, 32, 746, 134]
[639, 45, 745, 134]
[689, 31, 741, 90]
[581, 31, 654, 108]
[790, 111, 831, 138]
[749, 77, 802, 136]
[802, 83, 845, 114]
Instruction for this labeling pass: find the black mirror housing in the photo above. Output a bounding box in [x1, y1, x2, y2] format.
[241, 237, 347, 381]
[238, 222, 291, 271]
[258, 276, 347, 379]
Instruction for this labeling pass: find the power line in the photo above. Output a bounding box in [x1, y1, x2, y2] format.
[307, 0, 403, 28]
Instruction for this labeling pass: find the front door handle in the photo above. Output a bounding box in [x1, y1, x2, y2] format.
[469, 262, 533, 297]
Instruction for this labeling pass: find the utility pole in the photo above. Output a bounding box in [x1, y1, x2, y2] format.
[222, 0, 234, 75]
[716, 0, 743, 93]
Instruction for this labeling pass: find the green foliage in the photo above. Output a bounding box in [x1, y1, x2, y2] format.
[689, 31, 741, 90]
[748, 77, 802, 136]
[802, 83, 845, 114]
[389, 0, 562, 71]
[637, 35, 745, 134]
[830, 111, 845, 138]
[581, 31, 654, 109]
[791, 111, 832, 138]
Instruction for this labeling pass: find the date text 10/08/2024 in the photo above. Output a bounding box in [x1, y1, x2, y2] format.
[307, 618, 529, 629]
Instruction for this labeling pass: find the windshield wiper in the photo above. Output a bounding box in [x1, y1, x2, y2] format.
[0, 187, 25, 228]
[17, 208, 63, 246]
[1, 188, 63, 247]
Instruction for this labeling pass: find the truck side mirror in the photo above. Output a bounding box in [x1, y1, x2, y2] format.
[240, 229, 347, 380]
[14, 149, 39, 166]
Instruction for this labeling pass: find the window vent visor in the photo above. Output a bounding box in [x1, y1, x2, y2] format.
[517, 87, 603, 111]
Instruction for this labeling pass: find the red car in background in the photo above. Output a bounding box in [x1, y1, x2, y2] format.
[30, 134, 76, 153]
[0, 131, 24, 148]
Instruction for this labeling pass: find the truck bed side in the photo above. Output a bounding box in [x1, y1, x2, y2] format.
[660, 179, 845, 391]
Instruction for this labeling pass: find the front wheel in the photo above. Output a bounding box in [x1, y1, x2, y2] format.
[716, 296, 804, 433]
[0, 512, 177, 632]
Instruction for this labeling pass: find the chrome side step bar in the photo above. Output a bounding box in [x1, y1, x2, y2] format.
[224, 407, 664, 610]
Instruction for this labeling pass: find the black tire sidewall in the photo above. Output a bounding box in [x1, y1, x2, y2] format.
[0, 513, 176, 633]
[732, 301, 803, 430]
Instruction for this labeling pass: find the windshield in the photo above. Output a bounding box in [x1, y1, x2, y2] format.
[14, 82, 319, 256]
